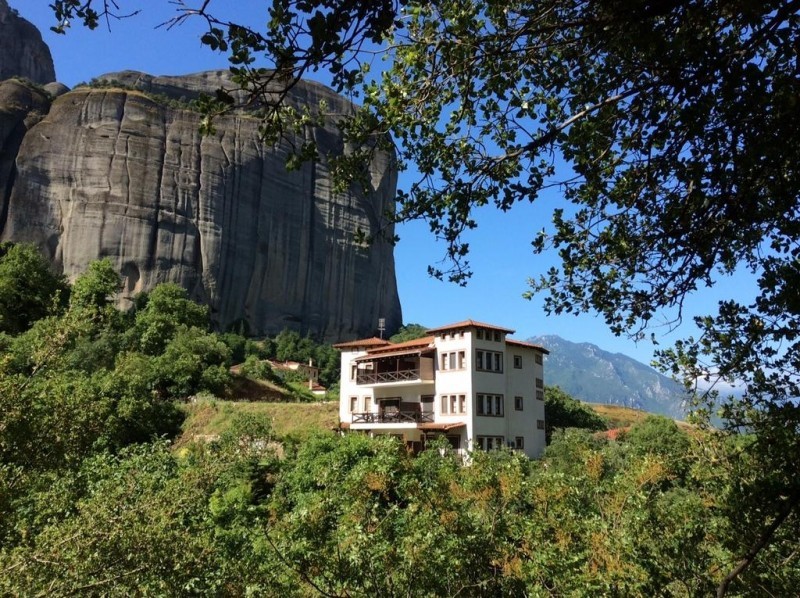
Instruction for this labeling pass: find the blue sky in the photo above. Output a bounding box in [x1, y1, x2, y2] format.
[14, 2, 758, 365]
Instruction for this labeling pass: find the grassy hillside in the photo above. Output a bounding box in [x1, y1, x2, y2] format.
[587, 403, 653, 428]
[177, 399, 339, 447]
[177, 397, 689, 447]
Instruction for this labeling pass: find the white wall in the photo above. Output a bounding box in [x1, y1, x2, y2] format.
[339, 328, 547, 458]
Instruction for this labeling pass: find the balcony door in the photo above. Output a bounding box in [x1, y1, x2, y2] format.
[421, 395, 434, 422]
[379, 398, 400, 420]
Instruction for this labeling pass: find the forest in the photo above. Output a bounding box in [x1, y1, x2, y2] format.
[0, 244, 796, 596]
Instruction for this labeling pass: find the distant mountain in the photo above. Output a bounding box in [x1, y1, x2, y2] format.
[529, 335, 687, 419]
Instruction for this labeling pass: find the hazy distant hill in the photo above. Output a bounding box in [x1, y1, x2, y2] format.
[529, 335, 687, 419]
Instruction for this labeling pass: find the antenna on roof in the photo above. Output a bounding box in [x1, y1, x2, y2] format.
[378, 318, 386, 339]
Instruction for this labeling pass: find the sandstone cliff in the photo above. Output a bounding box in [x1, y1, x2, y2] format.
[0, 70, 402, 340]
[0, 0, 56, 85]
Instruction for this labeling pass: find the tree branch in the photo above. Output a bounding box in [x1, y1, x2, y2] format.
[716, 489, 800, 597]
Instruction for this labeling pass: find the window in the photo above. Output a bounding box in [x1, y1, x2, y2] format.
[536, 377, 544, 389]
[536, 390, 544, 401]
[350, 364, 358, 380]
[349, 396, 358, 413]
[476, 350, 503, 373]
[476, 393, 504, 416]
[441, 394, 467, 414]
[364, 396, 373, 411]
[514, 396, 523, 411]
[476, 436, 505, 451]
[515, 436, 524, 449]
[493, 331, 502, 342]
[440, 351, 466, 371]
[535, 353, 544, 365]
[476, 329, 484, 340]
[537, 419, 545, 430]
[513, 355, 522, 369]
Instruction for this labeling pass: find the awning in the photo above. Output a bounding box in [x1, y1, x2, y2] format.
[418, 422, 466, 431]
[354, 348, 434, 361]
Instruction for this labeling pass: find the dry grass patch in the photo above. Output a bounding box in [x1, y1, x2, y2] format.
[176, 399, 339, 448]
[588, 403, 692, 431]
[587, 403, 655, 429]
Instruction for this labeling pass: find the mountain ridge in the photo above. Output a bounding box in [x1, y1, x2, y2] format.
[530, 334, 687, 419]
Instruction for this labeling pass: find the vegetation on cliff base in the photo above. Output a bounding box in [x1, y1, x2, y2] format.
[0, 247, 795, 594]
[18, 1, 800, 587]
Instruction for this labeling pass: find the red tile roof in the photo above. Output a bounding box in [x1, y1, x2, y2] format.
[366, 336, 435, 355]
[333, 337, 392, 349]
[426, 319, 516, 334]
[596, 427, 631, 441]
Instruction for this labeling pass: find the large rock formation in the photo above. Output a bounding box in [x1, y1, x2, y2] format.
[0, 79, 50, 213]
[0, 0, 56, 85]
[0, 70, 402, 339]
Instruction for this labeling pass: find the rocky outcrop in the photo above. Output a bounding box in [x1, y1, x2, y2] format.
[0, 0, 56, 84]
[1, 71, 402, 339]
[0, 79, 51, 222]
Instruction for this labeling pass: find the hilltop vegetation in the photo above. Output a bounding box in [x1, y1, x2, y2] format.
[0, 245, 797, 594]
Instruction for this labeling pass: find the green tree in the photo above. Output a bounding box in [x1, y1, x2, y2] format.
[154, 326, 232, 398]
[625, 416, 690, 464]
[51, 1, 800, 591]
[69, 258, 120, 311]
[0, 243, 68, 335]
[544, 385, 608, 442]
[389, 323, 429, 343]
[0, 442, 246, 595]
[131, 283, 209, 355]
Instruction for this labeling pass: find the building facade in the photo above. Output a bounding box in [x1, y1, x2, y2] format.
[334, 320, 548, 458]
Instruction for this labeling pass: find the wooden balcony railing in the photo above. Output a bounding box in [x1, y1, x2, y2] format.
[352, 411, 435, 424]
[356, 369, 421, 384]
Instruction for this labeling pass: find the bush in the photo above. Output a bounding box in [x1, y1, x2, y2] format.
[545, 385, 608, 442]
[239, 355, 278, 382]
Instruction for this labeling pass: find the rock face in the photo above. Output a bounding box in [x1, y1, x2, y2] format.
[0, 0, 56, 84]
[0, 79, 51, 220]
[0, 70, 402, 339]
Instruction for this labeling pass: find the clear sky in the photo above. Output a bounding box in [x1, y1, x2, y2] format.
[14, 2, 758, 365]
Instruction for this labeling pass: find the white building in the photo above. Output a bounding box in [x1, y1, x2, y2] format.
[334, 320, 549, 458]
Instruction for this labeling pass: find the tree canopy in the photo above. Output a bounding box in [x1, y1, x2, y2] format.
[0, 250, 798, 594]
[46, 1, 800, 591]
[389, 322, 428, 343]
[544, 385, 608, 442]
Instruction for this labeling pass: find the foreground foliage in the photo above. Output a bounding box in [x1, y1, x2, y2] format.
[3, 424, 799, 596]
[51, 1, 800, 568]
[47, 3, 800, 588]
[1, 252, 797, 593]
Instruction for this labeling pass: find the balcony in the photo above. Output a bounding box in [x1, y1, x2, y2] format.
[356, 369, 421, 384]
[352, 411, 435, 424]
[355, 355, 435, 386]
